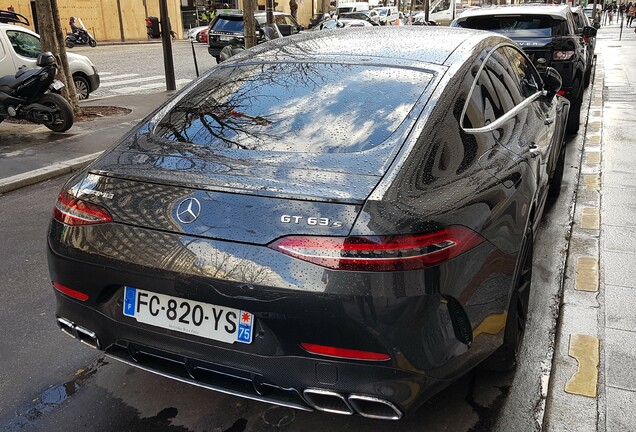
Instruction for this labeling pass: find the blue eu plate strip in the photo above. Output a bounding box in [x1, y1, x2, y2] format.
[123, 286, 137, 317]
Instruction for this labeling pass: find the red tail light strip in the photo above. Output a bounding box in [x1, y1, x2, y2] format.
[269, 226, 485, 272]
[53, 282, 89, 301]
[301, 343, 390, 361]
[53, 191, 112, 226]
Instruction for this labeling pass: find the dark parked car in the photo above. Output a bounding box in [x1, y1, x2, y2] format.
[49, 27, 568, 420]
[454, 4, 596, 134]
[571, 5, 597, 87]
[208, 11, 303, 62]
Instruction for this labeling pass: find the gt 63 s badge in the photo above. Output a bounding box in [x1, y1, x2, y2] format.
[280, 215, 343, 228]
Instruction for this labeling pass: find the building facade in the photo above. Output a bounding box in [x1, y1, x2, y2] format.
[6, 0, 183, 41]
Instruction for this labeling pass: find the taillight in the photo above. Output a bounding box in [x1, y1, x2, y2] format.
[301, 343, 390, 361]
[53, 190, 112, 226]
[553, 50, 575, 61]
[557, 90, 566, 96]
[53, 282, 89, 301]
[268, 226, 484, 272]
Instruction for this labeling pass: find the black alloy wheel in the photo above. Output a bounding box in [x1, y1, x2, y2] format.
[548, 145, 566, 201]
[38, 93, 74, 132]
[73, 75, 90, 100]
[482, 228, 533, 371]
[566, 80, 584, 134]
[89, 38, 97, 47]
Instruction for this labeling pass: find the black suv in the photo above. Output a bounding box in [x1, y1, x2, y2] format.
[454, 4, 597, 133]
[208, 11, 303, 63]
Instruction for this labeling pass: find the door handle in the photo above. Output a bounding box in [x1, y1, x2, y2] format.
[545, 117, 555, 125]
[529, 143, 541, 158]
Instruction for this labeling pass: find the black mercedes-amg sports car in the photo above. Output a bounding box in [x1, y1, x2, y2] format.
[48, 27, 569, 420]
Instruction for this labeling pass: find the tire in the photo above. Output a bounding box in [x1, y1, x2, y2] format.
[37, 93, 74, 133]
[65, 39, 75, 48]
[73, 75, 90, 100]
[481, 229, 533, 372]
[566, 85, 583, 134]
[548, 146, 566, 201]
[214, 55, 221, 64]
[584, 68, 592, 88]
[89, 38, 97, 47]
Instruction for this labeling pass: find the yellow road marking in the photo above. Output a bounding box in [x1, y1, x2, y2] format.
[575, 257, 599, 292]
[584, 175, 600, 191]
[586, 152, 601, 165]
[581, 208, 600, 230]
[565, 334, 600, 397]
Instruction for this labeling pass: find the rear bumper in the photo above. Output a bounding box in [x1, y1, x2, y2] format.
[47, 219, 516, 416]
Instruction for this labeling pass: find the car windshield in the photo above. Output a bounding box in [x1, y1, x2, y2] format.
[155, 63, 432, 153]
[377, 9, 389, 16]
[212, 17, 244, 32]
[458, 15, 562, 37]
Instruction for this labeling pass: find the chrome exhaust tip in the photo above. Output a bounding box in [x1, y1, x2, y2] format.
[56, 317, 76, 339]
[303, 388, 353, 415]
[56, 317, 101, 350]
[348, 395, 403, 420]
[75, 325, 101, 349]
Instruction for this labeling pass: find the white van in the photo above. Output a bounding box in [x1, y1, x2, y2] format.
[0, 18, 100, 99]
[374, 6, 400, 25]
[413, 0, 470, 26]
[336, 2, 370, 15]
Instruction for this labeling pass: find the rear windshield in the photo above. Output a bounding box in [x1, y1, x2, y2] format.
[155, 63, 432, 153]
[458, 15, 565, 37]
[212, 17, 244, 32]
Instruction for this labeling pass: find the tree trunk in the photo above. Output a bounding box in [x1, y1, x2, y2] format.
[35, 0, 81, 115]
[244, 0, 257, 48]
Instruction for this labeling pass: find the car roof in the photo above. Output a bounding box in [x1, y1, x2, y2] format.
[224, 26, 505, 67]
[215, 11, 290, 17]
[457, 4, 571, 21]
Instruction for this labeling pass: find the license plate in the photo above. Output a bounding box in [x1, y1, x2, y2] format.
[51, 80, 64, 91]
[122, 287, 253, 344]
[218, 35, 234, 41]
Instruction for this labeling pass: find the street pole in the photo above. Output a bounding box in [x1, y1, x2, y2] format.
[159, 0, 176, 91]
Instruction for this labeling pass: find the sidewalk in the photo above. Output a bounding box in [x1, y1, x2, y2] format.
[544, 22, 636, 431]
[0, 91, 173, 193]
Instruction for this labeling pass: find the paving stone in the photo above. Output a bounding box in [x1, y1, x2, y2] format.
[606, 387, 636, 432]
[602, 226, 636, 255]
[605, 285, 636, 331]
[602, 187, 636, 227]
[604, 251, 636, 288]
[605, 328, 636, 392]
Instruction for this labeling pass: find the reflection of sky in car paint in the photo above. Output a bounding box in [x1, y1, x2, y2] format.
[155, 63, 433, 154]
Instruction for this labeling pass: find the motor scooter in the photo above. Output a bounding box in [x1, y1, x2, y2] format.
[66, 18, 97, 48]
[0, 52, 74, 132]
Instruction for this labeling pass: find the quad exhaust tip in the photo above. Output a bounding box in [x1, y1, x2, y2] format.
[303, 388, 403, 420]
[303, 388, 353, 415]
[56, 317, 101, 350]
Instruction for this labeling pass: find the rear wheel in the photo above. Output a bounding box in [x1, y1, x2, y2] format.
[481, 229, 533, 371]
[65, 39, 75, 48]
[566, 85, 583, 135]
[89, 38, 97, 47]
[584, 68, 592, 88]
[548, 146, 566, 201]
[37, 93, 74, 133]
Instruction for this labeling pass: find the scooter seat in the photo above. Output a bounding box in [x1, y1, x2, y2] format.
[0, 68, 39, 89]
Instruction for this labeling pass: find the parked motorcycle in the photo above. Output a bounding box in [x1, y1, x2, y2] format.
[65, 18, 97, 48]
[0, 52, 74, 132]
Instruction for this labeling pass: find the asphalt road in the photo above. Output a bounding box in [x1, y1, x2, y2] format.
[69, 40, 217, 99]
[0, 116, 585, 432]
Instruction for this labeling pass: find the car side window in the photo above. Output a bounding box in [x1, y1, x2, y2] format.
[462, 47, 520, 129]
[6, 30, 41, 59]
[502, 46, 542, 98]
[565, 13, 578, 35]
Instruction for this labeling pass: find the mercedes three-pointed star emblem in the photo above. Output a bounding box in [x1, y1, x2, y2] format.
[176, 197, 201, 224]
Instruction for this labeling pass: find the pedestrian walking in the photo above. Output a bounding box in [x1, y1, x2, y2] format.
[628, 2, 636, 26]
[289, 0, 298, 20]
[608, 3, 614, 23]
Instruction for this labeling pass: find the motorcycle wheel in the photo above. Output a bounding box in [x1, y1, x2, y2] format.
[89, 39, 97, 47]
[37, 93, 74, 133]
[65, 39, 75, 48]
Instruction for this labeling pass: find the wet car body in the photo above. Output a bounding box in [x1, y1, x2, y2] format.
[48, 27, 568, 419]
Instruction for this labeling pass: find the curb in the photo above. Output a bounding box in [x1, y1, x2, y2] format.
[543, 56, 604, 431]
[0, 152, 102, 195]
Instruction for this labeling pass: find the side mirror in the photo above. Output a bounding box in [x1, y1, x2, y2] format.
[298, 24, 305, 31]
[582, 25, 597, 37]
[541, 67, 562, 98]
